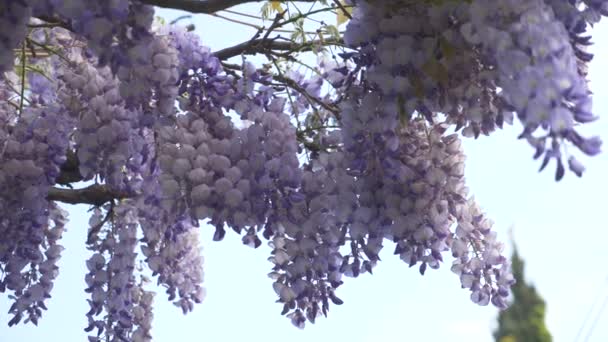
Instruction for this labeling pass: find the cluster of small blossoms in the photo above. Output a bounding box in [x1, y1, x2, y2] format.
[168, 27, 273, 114]
[5, 54, 70, 325]
[544, 0, 594, 75]
[135, 117, 206, 313]
[152, 96, 301, 242]
[164, 25, 216, 80]
[28, 0, 155, 71]
[268, 150, 351, 327]
[85, 201, 148, 341]
[271, 55, 348, 131]
[1, 0, 605, 334]
[166, 25, 301, 226]
[0, 1, 154, 75]
[343, 84, 511, 310]
[547, 0, 608, 60]
[261, 15, 512, 320]
[117, 33, 180, 118]
[344, 1, 508, 138]
[284, 69, 324, 115]
[344, 0, 602, 179]
[59, 56, 146, 190]
[0, 103, 72, 325]
[130, 282, 155, 342]
[136, 30, 303, 314]
[460, 0, 602, 179]
[5, 204, 68, 327]
[165, 26, 235, 110]
[122, 119, 206, 314]
[99, 27, 218, 313]
[0, 77, 16, 140]
[150, 227, 205, 314]
[338, 91, 398, 275]
[267, 115, 512, 326]
[0, 1, 31, 73]
[136, 166, 207, 313]
[451, 199, 514, 308]
[318, 55, 351, 88]
[391, 119, 513, 308]
[45, 25, 197, 326]
[384, 124, 461, 273]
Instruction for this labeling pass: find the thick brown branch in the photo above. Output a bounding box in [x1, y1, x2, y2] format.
[140, 0, 316, 14]
[34, 16, 72, 31]
[48, 184, 129, 206]
[213, 37, 343, 60]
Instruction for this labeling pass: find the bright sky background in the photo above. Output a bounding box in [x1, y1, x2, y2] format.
[2, 3, 608, 342]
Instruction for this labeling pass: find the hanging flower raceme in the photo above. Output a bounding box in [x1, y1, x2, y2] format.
[460, 0, 602, 179]
[0, 1, 31, 73]
[0, 0, 605, 337]
[344, 0, 506, 137]
[29, 0, 154, 72]
[0, 102, 72, 325]
[84, 201, 157, 341]
[60, 57, 147, 190]
[343, 0, 602, 180]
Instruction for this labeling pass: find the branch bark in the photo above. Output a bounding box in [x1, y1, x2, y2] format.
[51, 152, 130, 206]
[48, 184, 129, 206]
[213, 37, 343, 60]
[140, 0, 317, 14]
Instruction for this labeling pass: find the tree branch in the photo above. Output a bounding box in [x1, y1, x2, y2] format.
[34, 16, 72, 31]
[213, 37, 343, 60]
[332, 0, 352, 19]
[273, 73, 341, 117]
[48, 184, 129, 206]
[140, 0, 317, 14]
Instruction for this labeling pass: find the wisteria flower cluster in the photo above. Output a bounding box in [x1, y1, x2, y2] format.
[0, 0, 604, 338]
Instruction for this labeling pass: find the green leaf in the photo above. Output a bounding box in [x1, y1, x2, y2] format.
[270, 1, 283, 12]
[336, 0, 353, 26]
[154, 16, 166, 25]
[421, 58, 449, 87]
[260, 2, 272, 19]
[25, 64, 52, 81]
[290, 18, 306, 43]
[397, 94, 411, 127]
[439, 36, 456, 60]
[324, 24, 341, 41]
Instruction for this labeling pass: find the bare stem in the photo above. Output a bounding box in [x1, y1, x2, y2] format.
[140, 0, 317, 14]
[48, 184, 129, 206]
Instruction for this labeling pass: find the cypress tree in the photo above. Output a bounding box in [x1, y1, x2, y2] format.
[494, 242, 552, 342]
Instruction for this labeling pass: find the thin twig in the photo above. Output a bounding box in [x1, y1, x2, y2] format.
[87, 201, 115, 245]
[170, 15, 193, 25]
[34, 15, 72, 30]
[213, 37, 343, 59]
[140, 0, 317, 14]
[18, 43, 26, 116]
[210, 12, 319, 34]
[222, 9, 264, 20]
[261, 10, 287, 42]
[274, 73, 340, 116]
[26, 38, 70, 63]
[332, 0, 352, 19]
[210, 12, 263, 30]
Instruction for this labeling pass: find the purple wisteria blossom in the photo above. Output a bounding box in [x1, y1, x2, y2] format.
[0, 0, 605, 338]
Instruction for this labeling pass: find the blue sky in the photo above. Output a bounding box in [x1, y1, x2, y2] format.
[2, 4, 608, 342]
